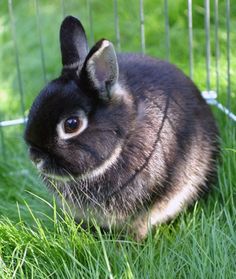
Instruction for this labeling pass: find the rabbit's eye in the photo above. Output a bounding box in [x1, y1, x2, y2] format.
[57, 110, 88, 140]
[64, 117, 81, 133]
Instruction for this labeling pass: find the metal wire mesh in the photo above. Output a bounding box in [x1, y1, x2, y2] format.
[0, 0, 235, 158]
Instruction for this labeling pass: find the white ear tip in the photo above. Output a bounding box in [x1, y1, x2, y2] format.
[102, 40, 110, 47]
[101, 40, 114, 51]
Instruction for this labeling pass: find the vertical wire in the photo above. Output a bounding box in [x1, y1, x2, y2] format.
[204, 0, 211, 91]
[187, 0, 193, 79]
[0, 126, 6, 160]
[114, 0, 121, 51]
[87, 0, 94, 45]
[164, 0, 170, 60]
[139, 0, 145, 54]
[61, 0, 65, 18]
[35, 0, 47, 84]
[8, 0, 25, 119]
[214, 0, 219, 96]
[226, 0, 231, 110]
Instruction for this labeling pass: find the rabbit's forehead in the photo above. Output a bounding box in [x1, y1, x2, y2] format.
[36, 79, 92, 115]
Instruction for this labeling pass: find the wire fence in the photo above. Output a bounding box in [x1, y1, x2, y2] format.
[0, 0, 235, 159]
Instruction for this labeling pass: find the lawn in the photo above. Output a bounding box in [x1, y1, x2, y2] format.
[0, 0, 235, 278]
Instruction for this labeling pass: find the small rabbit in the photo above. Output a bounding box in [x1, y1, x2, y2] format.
[24, 16, 219, 239]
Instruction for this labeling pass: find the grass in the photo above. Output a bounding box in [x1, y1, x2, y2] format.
[0, 0, 236, 278]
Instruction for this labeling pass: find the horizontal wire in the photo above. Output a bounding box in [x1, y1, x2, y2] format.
[0, 118, 28, 127]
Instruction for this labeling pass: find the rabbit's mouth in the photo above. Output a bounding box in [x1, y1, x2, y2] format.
[29, 151, 72, 182]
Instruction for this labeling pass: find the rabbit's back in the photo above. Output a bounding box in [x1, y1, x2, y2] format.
[118, 53, 218, 145]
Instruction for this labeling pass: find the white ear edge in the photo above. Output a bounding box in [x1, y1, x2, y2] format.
[57, 110, 88, 140]
[86, 40, 119, 90]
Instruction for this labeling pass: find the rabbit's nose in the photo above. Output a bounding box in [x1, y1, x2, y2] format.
[28, 146, 46, 170]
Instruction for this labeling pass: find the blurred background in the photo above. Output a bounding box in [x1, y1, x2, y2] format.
[0, 0, 235, 222]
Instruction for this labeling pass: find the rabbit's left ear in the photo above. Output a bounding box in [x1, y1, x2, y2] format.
[60, 16, 88, 73]
[81, 39, 119, 100]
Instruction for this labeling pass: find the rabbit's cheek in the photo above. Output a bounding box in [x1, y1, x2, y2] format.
[75, 142, 122, 180]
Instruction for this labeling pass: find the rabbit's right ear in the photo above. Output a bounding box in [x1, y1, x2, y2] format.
[60, 16, 88, 73]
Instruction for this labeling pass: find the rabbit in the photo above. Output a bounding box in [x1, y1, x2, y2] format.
[24, 16, 219, 240]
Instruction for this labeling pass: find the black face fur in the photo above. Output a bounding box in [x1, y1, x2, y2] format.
[25, 77, 134, 177]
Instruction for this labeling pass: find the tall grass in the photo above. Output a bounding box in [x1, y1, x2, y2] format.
[0, 0, 235, 278]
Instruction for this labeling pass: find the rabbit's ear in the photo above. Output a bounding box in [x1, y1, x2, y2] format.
[60, 16, 88, 73]
[82, 39, 119, 100]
